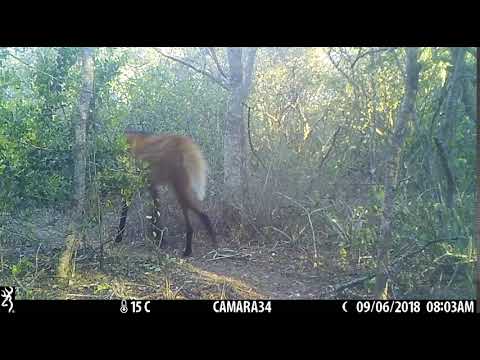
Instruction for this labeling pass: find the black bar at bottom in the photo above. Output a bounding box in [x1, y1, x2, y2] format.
[3, 299, 476, 315]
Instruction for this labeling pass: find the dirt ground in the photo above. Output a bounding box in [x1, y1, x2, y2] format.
[0, 207, 366, 300]
[1, 202, 475, 301]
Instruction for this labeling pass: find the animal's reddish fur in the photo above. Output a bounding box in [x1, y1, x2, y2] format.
[115, 130, 216, 257]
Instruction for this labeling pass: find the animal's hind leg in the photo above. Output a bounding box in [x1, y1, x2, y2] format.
[150, 185, 166, 248]
[173, 180, 217, 252]
[115, 197, 129, 243]
[181, 206, 193, 257]
[191, 208, 217, 249]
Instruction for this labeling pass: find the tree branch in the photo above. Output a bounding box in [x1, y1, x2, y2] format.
[434, 136, 456, 209]
[326, 48, 368, 100]
[350, 47, 396, 69]
[246, 104, 267, 171]
[5, 50, 61, 83]
[5, 49, 96, 95]
[319, 238, 451, 296]
[307, 126, 342, 193]
[154, 48, 229, 90]
[317, 126, 342, 174]
[206, 47, 228, 80]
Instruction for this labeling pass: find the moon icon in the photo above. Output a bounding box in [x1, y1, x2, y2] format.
[342, 301, 348, 312]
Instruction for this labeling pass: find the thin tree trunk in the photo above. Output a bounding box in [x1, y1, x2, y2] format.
[153, 47, 257, 226]
[433, 48, 467, 246]
[434, 136, 456, 209]
[441, 48, 466, 146]
[58, 47, 94, 280]
[374, 48, 420, 299]
[223, 47, 257, 223]
[476, 47, 480, 312]
[461, 76, 476, 124]
[73, 48, 94, 214]
[477, 119, 480, 311]
[224, 48, 245, 220]
[438, 47, 465, 210]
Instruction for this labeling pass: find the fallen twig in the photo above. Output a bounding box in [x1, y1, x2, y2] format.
[204, 249, 252, 261]
[34, 243, 42, 279]
[318, 238, 452, 296]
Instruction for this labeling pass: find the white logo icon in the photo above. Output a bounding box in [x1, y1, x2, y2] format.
[1, 287, 14, 313]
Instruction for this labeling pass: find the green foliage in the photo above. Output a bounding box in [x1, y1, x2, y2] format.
[11, 257, 34, 277]
[0, 47, 475, 299]
[250, 47, 475, 297]
[0, 48, 81, 210]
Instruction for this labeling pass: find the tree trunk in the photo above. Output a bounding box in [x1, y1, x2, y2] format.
[461, 75, 476, 124]
[58, 47, 94, 280]
[441, 48, 466, 146]
[477, 119, 480, 311]
[224, 47, 244, 216]
[223, 47, 257, 223]
[152, 47, 257, 227]
[73, 47, 94, 214]
[374, 48, 420, 299]
[476, 47, 480, 313]
[437, 47, 465, 209]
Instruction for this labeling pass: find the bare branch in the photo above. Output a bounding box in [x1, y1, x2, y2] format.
[276, 192, 318, 262]
[246, 104, 268, 171]
[5, 50, 61, 83]
[307, 126, 342, 194]
[319, 238, 451, 296]
[154, 48, 229, 90]
[5, 49, 95, 95]
[350, 47, 396, 69]
[264, 111, 281, 126]
[434, 137, 456, 209]
[206, 47, 228, 80]
[326, 49, 362, 93]
[317, 126, 342, 173]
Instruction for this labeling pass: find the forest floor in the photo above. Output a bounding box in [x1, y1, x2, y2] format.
[0, 208, 368, 300]
[1, 207, 475, 300]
